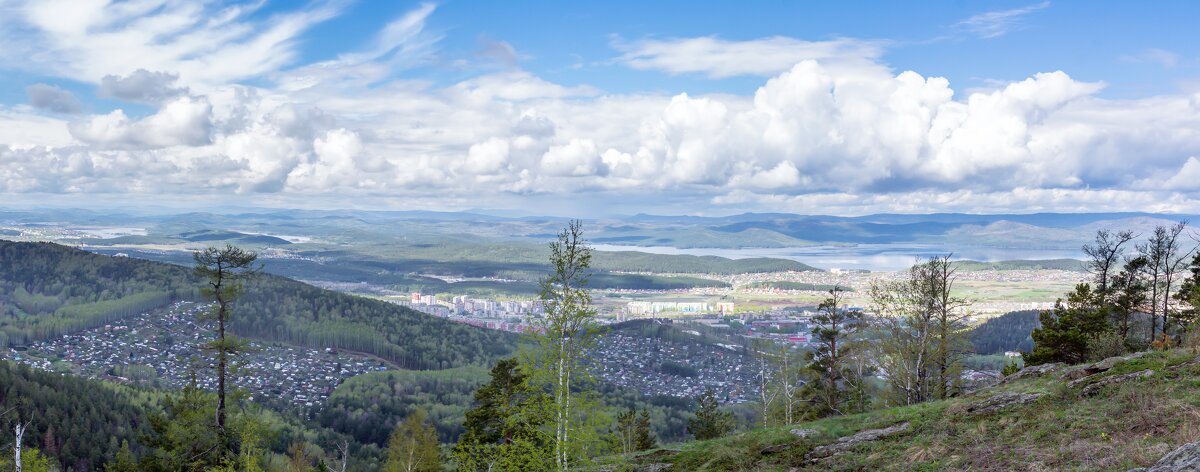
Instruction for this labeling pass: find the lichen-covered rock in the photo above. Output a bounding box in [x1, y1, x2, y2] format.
[959, 392, 1045, 415]
[1141, 440, 1200, 471]
[1004, 362, 1064, 382]
[1078, 369, 1155, 397]
[1062, 352, 1151, 381]
[760, 429, 822, 455]
[806, 422, 911, 461]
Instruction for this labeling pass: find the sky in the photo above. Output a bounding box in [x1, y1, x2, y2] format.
[3, 0, 1200, 216]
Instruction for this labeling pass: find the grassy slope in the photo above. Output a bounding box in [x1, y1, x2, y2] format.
[625, 350, 1200, 471]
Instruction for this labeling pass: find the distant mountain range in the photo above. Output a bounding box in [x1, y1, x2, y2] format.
[3, 207, 1195, 270]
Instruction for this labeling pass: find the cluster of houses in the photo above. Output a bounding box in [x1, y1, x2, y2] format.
[589, 331, 762, 403]
[4, 301, 389, 409]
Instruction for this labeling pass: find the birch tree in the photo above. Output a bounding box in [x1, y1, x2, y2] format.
[1084, 229, 1136, 296]
[1159, 222, 1192, 339]
[751, 339, 779, 427]
[928, 256, 972, 399]
[385, 410, 440, 472]
[774, 344, 803, 424]
[871, 256, 973, 404]
[13, 417, 29, 472]
[526, 220, 599, 471]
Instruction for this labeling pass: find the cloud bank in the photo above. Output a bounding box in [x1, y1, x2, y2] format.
[2, 1, 1200, 216]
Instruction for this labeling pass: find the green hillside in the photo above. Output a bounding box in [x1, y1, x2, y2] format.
[0, 240, 517, 369]
[0, 361, 152, 471]
[615, 350, 1200, 471]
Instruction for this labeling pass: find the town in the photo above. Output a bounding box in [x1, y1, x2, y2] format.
[589, 328, 762, 403]
[3, 301, 391, 410]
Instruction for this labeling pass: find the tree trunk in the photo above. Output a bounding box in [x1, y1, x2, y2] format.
[14, 421, 28, 472]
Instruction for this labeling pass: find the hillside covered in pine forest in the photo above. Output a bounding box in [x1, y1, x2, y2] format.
[0, 240, 518, 369]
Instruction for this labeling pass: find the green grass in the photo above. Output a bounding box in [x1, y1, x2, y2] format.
[627, 350, 1200, 471]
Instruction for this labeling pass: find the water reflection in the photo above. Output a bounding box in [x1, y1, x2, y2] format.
[592, 243, 1085, 272]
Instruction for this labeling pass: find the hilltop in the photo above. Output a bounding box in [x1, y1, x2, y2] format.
[617, 350, 1200, 471]
[0, 239, 517, 368]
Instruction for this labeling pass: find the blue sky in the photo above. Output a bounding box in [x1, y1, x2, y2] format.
[2, 1, 1200, 216]
[201, 0, 1200, 97]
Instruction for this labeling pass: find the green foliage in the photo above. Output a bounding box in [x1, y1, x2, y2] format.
[0, 240, 195, 346]
[951, 258, 1087, 272]
[0, 360, 150, 471]
[612, 408, 657, 455]
[1174, 250, 1200, 329]
[319, 366, 489, 445]
[1001, 360, 1021, 376]
[194, 244, 260, 442]
[0, 240, 517, 370]
[105, 441, 139, 472]
[524, 220, 604, 470]
[687, 388, 734, 441]
[385, 409, 441, 472]
[138, 385, 227, 471]
[645, 350, 1200, 471]
[1025, 284, 1111, 365]
[0, 447, 57, 472]
[587, 273, 728, 290]
[12, 286, 62, 314]
[970, 310, 1040, 355]
[807, 287, 855, 413]
[454, 359, 554, 471]
[233, 275, 517, 369]
[658, 361, 698, 378]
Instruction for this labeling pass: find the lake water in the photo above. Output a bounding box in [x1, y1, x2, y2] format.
[592, 243, 1085, 272]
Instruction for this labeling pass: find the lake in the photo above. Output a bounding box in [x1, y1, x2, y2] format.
[591, 243, 1086, 272]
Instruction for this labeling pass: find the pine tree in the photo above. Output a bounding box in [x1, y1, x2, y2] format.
[808, 287, 851, 414]
[1025, 284, 1110, 365]
[634, 409, 657, 451]
[104, 441, 138, 472]
[687, 388, 733, 441]
[193, 244, 259, 448]
[453, 359, 552, 471]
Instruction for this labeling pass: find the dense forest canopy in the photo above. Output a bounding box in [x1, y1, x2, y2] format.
[0, 361, 151, 471]
[970, 310, 1041, 355]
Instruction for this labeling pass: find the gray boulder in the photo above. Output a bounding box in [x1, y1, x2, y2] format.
[1061, 352, 1149, 381]
[1004, 362, 1064, 382]
[807, 422, 911, 461]
[1078, 369, 1155, 397]
[1141, 440, 1200, 471]
[959, 392, 1045, 415]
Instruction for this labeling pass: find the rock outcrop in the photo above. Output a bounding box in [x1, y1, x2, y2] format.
[1075, 369, 1155, 397]
[1135, 439, 1200, 471]
[1060, 352, 1149, 381]
[1003, 362, 1064, 382]
[760, 429, 822, 455]
[806, 422, 911, 461]
[958, 392, 1046, 415]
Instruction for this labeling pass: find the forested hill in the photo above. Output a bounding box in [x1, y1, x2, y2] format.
[0, 240, 516, 369]
[0, 360, 151, 471]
